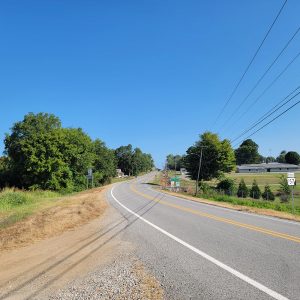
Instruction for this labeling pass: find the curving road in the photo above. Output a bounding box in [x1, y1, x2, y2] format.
[107, 172, 300, 300]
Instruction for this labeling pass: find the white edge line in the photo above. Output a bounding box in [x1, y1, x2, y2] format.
[110, 186, 289, 300]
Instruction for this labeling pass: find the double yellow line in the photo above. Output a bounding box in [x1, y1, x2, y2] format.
[130, 184, 300, 244]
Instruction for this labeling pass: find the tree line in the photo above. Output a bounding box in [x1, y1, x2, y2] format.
[166, 131, 300, 181]
[0, 113, 154, 192]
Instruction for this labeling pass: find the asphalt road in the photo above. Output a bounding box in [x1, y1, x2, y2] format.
[107, 172, 300, 300]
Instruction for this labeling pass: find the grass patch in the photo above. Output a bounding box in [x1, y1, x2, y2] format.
[200, 193, 300, 215]
[0, 188, 62, 229]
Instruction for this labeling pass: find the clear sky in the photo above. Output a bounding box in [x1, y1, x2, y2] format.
[1, 0, 300, 167]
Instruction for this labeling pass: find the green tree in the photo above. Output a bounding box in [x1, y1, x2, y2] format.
[166, 154, 185, 171]
[185, 132, 235, 180]
[237, 179, 249, 198]
[276, 150, 286, 163]
[266, 156, 276, 163]
[115, 144, 133, 175]
[59, 128, 95, 191]
[249, 180, 261, 199]
[4, 113, 73, 190]
[235, 139, 260, 165]
[262, 185, 275, 201]
[115, 145, 154, 176]
[285, 151, 300, 165]
[0, 156, 10, 188]
[93, 139, 117, 185]
[4, 112, 117, 191]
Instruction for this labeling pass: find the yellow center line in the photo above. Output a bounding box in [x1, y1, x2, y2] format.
[130, 184, 300, 244]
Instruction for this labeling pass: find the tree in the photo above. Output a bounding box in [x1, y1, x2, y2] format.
[276, 150, 286, 163]
[4, 112, 73, 190]
[184, 132, 235, 180]
[285, 151, 300, 165]
[115, 144, 133, 175]
[3, 112, 118, 191]
[237, 179, 249, 198]
[115, 145, 154, 176]
[0, 156, 10, 188]
[262, 185, 275, 201]
[166, 154, 185, 170]
[249, 180, 261, 199]
[93, 139, 117, 185]
[235, 139, 260, 165]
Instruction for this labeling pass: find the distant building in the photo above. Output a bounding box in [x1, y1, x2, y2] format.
[180, 168, 187, 174]
[116, 169, 124, 178]
[237, 163, 300, 173]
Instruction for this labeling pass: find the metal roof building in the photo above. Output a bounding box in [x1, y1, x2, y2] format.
[237, 163, 300, 173]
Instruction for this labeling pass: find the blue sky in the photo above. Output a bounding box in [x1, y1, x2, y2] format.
[1, 0, 299, 167]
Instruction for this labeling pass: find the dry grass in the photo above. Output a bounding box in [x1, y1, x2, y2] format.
[132, 262, 164, 300]
[0, 186, 108, 251]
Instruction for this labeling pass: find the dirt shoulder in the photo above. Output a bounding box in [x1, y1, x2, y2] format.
[0, 186, 109, 252]
[159, 189, 300, 222]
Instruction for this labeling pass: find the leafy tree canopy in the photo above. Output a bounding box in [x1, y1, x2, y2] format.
[184, 132, 235, 181]
[2, 113, 121, 191]
[285, 151, 300, 165]
[235, 139, 260, 165]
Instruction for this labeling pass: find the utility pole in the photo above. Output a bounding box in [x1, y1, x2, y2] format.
[191, 146, 206, 196]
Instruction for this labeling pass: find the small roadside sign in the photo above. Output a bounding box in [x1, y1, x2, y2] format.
[287, 178, 296, 186]
[287, 172, 295, 178]
[87, 168, 93, 180]
[170, 177, 180, 182]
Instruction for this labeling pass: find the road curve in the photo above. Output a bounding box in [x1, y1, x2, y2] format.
[107, 172, 300, 300]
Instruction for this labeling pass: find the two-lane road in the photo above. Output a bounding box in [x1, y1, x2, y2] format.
[107, 173, 300, 300]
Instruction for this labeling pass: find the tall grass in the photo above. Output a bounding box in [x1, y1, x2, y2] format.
[199, 193, 300, 215]
[0, 188, 61, 228]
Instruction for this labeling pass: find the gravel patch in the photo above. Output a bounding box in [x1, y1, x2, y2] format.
[49, 254, 164, 300]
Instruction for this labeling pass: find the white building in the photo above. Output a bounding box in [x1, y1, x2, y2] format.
[237, 163, 299, 173]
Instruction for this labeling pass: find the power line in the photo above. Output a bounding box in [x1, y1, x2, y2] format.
[221, 25, 300, 130]
[227, 49, 300, 131]
[231, 85, 300, 144]
[232, 93, 300, 147]
[212, 0, 288, 128]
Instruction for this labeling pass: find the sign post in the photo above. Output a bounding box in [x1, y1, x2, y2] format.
[287, 173, 296, 214]
[87, 168, 93, 189]
[170, 177, 180, 192]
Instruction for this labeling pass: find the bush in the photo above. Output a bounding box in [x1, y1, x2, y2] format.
[0, 190, 28, 206]
[216, 178, 235, 195]
[249, 180, 261, 199]
[198, 182, 211, 194]
[262, 185, 275, 201]
[237, 179, 249, 198]
[278, 174, 291, 203]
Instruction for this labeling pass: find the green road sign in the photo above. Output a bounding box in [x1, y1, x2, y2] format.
[170, 177, 180, 182]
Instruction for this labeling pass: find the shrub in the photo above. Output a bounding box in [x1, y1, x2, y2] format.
[262, 185, 275, 201]
[198, 182, 211, 194]
[0, 190, 28, 206]
[278, 174, 291, 202]
[216, 178, 235, 196]
[237, 179, 249, 198]
[249, 180, 261, 199]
